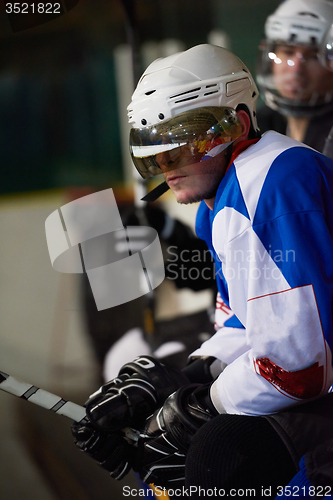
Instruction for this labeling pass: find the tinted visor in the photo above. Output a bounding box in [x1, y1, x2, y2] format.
[320, 25, 333, 71]
[129, 106, 242, 179]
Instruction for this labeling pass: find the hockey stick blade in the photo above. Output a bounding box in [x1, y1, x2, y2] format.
[0, 370, 139, 443]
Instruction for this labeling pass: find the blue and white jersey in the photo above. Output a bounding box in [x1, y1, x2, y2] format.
[193, 131, 333, 416]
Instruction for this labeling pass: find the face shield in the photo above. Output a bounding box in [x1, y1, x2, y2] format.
[257, 39, 333, 117]
[320, 23, 333, 71]
[129, 106, 242, 179]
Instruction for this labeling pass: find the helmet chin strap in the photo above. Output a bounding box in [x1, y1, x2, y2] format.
[224, 142, 234, 166]
[141, 181, 170, 202]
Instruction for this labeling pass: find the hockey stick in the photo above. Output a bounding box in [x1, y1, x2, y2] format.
[0, 370, 139, 442]
[0, 370, 86, 421]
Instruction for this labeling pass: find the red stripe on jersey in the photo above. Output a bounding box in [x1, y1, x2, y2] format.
[255, 357, 324, 399]
[216, 298, 232, 314]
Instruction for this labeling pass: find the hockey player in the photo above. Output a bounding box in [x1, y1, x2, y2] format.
[72, 44, 333, 498]
[256, 0, 333, 152]
[255, 2, 333, 495]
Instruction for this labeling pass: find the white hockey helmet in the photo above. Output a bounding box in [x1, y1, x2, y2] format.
[257, 0, 333, 117]
[127, 44, 259, 180]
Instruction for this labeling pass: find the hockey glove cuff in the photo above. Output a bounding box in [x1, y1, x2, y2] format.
[85, 356, 189, 433]
[134, 383, 218, 487]
[71, 420, 135, 480]
[183, 356, 224, 384]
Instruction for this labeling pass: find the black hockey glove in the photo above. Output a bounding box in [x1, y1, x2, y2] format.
[72, 420, 135, 480]
[183, 356, 226, 384]
[134, 383, 218, 488]
[85, 356, 189, 433]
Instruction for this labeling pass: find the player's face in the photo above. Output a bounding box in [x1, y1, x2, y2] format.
[156, 146, 228, 206]
[272, 44, 333, 100]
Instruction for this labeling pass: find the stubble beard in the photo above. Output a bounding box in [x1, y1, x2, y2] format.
[175, 184, 219, 205]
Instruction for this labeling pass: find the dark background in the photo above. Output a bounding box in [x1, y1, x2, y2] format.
[0, 0, 281, 196]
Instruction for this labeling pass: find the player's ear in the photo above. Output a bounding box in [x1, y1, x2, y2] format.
[236, 110, 251, 141]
